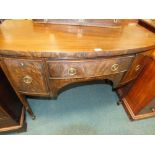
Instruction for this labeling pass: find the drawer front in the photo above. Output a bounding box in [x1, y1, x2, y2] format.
[47, 56, 134, 79]
[3, 58, 48, 95]
[120, 54, 147, 84]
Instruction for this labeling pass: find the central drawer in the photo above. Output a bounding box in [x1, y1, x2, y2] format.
[47, 56, 134, 79]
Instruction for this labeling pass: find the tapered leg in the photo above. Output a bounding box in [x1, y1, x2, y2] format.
[117, 100, 122, 106]
[18, 94, 36, 119]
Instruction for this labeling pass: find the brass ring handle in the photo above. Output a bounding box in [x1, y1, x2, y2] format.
[111, 64, 119, 71]
[152, 108, 155, 112]
[135, 65, 141, 71]
[20, 62, 24, 66]
[68, 67, 77, 76]
[23, 75, 33, 84]
[113, 19, 118, 23]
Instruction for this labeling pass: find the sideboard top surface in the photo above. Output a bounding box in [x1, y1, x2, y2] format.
[0, 20, 155, 58]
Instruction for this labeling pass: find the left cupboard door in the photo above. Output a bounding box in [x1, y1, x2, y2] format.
[3, 58, 49, 96]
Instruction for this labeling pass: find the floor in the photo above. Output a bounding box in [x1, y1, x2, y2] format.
[16, 82, 155, 135]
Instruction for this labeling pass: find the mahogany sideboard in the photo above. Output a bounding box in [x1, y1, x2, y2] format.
[0, 19, 155, 120]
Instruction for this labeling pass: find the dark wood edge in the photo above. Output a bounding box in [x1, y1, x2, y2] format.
[139, 19, 155, 33]
[0, 46, 155, 59]
[19, 91, 50, 96]
[46, 55, 134, 62]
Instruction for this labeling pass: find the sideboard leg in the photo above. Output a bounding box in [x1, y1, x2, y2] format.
[18, 94, 36, 120]
[25, 106, 36, 120]
[117, 100, 122, 106]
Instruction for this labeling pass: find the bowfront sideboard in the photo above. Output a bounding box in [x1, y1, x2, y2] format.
[0, 20, 155, 120]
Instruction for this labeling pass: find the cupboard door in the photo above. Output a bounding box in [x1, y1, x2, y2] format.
[120, 54, 147, 84]
[3, 58, 49, 95]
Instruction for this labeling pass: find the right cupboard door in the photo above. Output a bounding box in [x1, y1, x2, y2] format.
[120, 54, 147, 85]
